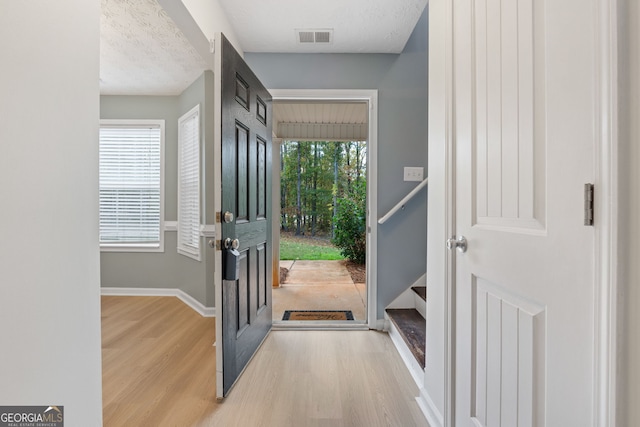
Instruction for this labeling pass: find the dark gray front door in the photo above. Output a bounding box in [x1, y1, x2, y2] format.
[220, 34, 272, 396]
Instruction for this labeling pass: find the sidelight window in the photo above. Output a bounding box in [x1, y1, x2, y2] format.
[177, 106, 201, 260]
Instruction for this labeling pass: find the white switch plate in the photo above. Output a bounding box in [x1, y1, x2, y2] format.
[404, 166, 423, 182]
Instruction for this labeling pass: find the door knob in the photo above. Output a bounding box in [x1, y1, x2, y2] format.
[446, 236, 467, 253]
[223, 211, 234, 223]
[224, 238, 240, 250]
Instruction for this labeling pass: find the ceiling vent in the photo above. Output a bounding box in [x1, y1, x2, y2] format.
[295, 29, 333, 44]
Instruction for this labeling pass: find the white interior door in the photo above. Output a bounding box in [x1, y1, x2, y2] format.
[452, 0, 597, 425]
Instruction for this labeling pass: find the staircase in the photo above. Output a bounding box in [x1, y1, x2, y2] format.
[385, 285, 426, 386]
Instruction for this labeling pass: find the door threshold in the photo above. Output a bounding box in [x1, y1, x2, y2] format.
[272, 320, 370, 331]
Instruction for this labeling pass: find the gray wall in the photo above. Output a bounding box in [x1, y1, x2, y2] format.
[177, 70, 217, 306]
[618, 0, 639, 422]
[0, 1, 103, 423]
[100, 72, 216, 306]
[246, 7, 429, 318]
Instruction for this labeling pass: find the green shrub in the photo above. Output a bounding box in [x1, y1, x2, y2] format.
[332, 181, 366, 264]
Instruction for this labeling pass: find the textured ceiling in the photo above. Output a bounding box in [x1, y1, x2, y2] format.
[100, 0, 427, 95]
[100, 0, 208, 95]
[218, 0, 428, 54]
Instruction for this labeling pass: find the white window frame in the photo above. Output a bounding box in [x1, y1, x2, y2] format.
[99, 119, 165, 252]
[177, 105, 201, 261]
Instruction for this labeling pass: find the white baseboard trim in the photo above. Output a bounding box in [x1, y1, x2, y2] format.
[101, 287, 216, 317]
[386, 314, 424, 387]
[373, 318, 386, 331]
[387, 273, 427, 310]
[416, 387, 444, 427]
[414, 292, 427, 319]
[176, 291, 216, 317]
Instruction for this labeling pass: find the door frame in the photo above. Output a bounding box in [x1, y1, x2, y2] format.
[269, 89, 379, 329]
[434, 0, 619, 425]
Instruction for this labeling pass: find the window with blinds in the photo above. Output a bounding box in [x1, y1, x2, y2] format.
[99, 120, 165, 251]
[177, 106, 201, 260]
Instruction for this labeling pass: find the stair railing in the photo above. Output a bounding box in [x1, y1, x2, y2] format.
[377, 178, 428, 225]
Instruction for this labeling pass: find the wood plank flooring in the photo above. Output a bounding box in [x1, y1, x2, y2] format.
[102, 296, 428, 426]
[101, 296, 217, 426]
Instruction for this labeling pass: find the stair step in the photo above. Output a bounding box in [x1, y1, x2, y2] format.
[411, 286, 426, 302]
[386, 308, 425, 369]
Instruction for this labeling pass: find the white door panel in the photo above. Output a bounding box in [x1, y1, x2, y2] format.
[453, 0, 596, 425]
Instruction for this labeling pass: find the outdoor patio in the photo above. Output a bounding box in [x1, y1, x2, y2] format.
[273, 260, 366, 322]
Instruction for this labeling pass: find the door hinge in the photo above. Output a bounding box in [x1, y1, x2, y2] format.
[584, 183, 594, 226]
[216, 212, 221, 223]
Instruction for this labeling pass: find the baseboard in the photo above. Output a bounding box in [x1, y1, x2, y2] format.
[386, 314, 424, 387]
[414, 292, 427, 319]
[387, 273, 427, 310]
[416, 387, 444, 427]
[100, 287, 215, 317]
[176, 291, 216, 317]
[373, 318, 386, 331]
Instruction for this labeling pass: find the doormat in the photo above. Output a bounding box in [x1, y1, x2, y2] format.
[282, 310, 354, 321]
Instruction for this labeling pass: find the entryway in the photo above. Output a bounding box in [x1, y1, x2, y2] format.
[269, 89, 379, 329]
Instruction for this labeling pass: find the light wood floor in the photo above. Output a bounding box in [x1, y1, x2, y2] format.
[102, 296, 428, 426]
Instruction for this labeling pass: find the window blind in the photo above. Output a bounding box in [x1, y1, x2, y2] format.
[99, 124, 162, 247]
[177, 106, 201, 259]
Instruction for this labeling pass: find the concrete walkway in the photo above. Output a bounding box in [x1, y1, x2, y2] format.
[281, 260, 353, 285]
[273, 260, 366, 321]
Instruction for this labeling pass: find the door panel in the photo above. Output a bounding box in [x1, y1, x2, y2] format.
[453, 0, 595, 425]
[469, 278, 545, 427]
[219, 34, 272, 397]
[473, 0, 544, 231]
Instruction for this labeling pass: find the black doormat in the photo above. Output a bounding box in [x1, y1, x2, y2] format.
[282, 310, 354, 321]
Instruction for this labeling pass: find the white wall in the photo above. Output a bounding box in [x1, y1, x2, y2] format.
[181, 0, 243, 56]
[422, 1, 449, 424]
[618, 0, 640, 423]
[0, 1, 103, 425]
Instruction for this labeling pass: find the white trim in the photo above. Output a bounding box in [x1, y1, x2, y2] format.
[270, 89, 379, 329]
[594, 0, 619, 425]
[414, 292, 427, 320]
[213, 33, 224, 399]
[387, 289, 418, 310]
[416, 388, 445, 427]
[199, 224, 216, 237]
[177, 290, 215, 317]
[272, 322, 369, 331]
[101, 287, 216, 317]
[386, 273, 426, 310]
[99, 243, 164, 253]
[442, 0, 456, 425]
[386, 313, 425, 388]
[165, 221, 178, 231]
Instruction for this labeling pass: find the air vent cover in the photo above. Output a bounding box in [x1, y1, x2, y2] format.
[295, 29, 333, 44]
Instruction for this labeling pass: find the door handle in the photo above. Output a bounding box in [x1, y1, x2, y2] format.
[446, 236, 467, 253]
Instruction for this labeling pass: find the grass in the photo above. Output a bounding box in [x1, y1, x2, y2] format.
[279, 235, 344, 261]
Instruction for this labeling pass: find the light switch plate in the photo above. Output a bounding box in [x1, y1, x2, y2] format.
[404, 166, 423, 182]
